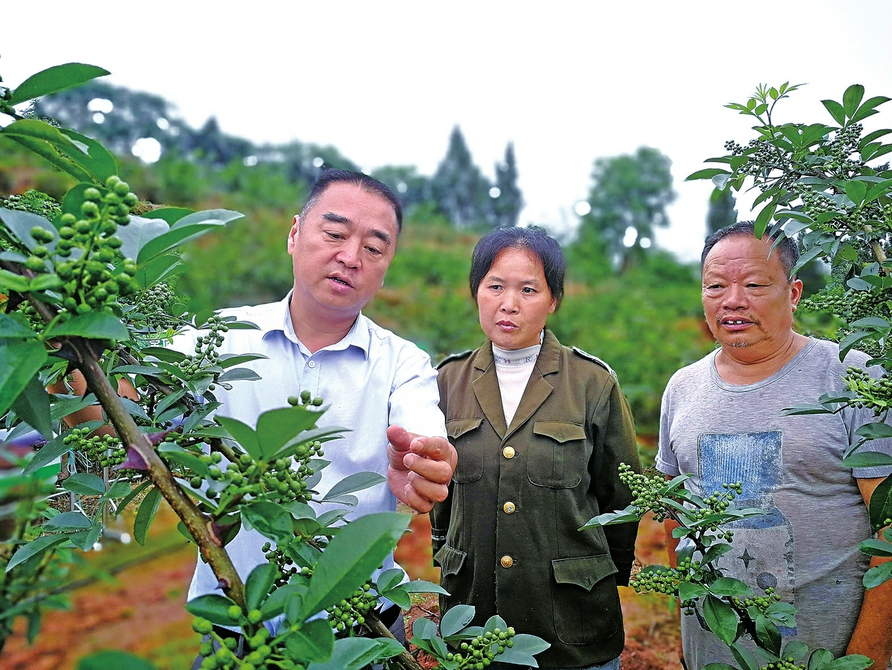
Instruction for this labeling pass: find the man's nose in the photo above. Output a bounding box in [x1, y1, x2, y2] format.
[722, 283, 746, 308]
[336, 240, 361, 268]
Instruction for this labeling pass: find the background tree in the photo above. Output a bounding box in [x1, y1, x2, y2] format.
[491, 142, 523, 228]
[576, 146, 676, 270]
[430, 125, 492, 227]
[707, 186, 738, 236]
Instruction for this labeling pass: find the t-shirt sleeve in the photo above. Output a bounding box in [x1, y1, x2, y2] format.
[656, 380, 680, 476]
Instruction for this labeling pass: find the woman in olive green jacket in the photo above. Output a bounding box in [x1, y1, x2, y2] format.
[431, 227, 640, 669]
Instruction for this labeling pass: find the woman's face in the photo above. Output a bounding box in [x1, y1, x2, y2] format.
[476, 247, 556, 350]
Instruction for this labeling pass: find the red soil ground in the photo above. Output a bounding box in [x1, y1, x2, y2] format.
[2, 508, 681, 669]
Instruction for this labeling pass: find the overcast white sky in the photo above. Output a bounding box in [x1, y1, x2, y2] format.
[3, 1, 892, 261]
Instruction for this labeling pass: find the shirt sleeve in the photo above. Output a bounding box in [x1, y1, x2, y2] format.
[655, 377, 681, 476]
[387, 344, 447, 439]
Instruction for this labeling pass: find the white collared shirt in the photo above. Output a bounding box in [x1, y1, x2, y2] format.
[177, 294, 446, 604]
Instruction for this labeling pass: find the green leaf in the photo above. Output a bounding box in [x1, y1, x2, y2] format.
[686, 168, 730, 181]
[730, 642, 761, 670]
[6, 534, 70, 572]
[216, 415, 261, 460]
[826, 654, 874, 670]
[842, 452, 892, 468]
[245, 562, 278, 612]
[843, 85, 865, 118]
[9, 63, 109, 105]
[42, 511, 93, 531]
[400, 579, 449, 595]
[184, 594, 241, 627]
[63, 472, 106, 496]
[242, 501, 295, 544]
[136, 210, 243, 264]
[844, 180, 868, 206]
[116, 215, 171, 262]
[0, 340, 48, 417]
[838, 330, 874, 361]
[702, 594, 739, 645]
[45, 311, 130, 341]
[77, 650, 157, 670]
[709, 577, 752, 597]
[855, 421, 892, 440]
[440, 603, 476, 637]
[321, 472, 386, 503]
[0, 269, 32, 293]
[285, 618, 335, 665]
[217, 368, 261, 383]
[0, 207, 56, 250]
[4, 133, 94, 183]
[134, 487, 162, 545]
[850, 95, 891, 124]
[858, 538, 892, 557]
[822, 99, 846, 125]
[59, 129, 117, 181]
[868, 476, 892, 532]
[755, 613, 781, 655]
[677, 581, 707, 601]
[849, 316, 890, 329]
[809, 648, 834, 670]
[305, 636, 378, 670]
[702, 542, 734, 565]
[863, 561, 892, 589]
[0, 313, 41, 341]
[254, 405, 324, 459]
[302, 512, 410, 618]
[12, 374, 53, 439]
[754, 202, 777, 238]
[375, 568, 405, 593]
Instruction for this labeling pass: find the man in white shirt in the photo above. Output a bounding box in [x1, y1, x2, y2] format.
[185, 169, 456, 645]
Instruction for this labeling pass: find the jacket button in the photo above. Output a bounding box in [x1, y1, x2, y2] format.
[502, 446, 515, 459]
[500, 555, 514, 568]
[502, 502, 516, 514]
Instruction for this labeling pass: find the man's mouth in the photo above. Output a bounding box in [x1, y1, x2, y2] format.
[329, 275, 353, 288]
[497, 320, 517, 330]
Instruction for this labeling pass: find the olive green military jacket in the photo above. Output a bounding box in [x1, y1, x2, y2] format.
[431, 330, 640, 668]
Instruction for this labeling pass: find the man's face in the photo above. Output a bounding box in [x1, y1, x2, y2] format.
[701, 234, 803, 358]
[287, 182, 398, 322]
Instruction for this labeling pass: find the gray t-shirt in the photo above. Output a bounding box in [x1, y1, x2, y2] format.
[657, 338, 892, 668]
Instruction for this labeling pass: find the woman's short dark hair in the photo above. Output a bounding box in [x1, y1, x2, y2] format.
[300, 168, 403, 232]
[469, 226, 565, 306]
[702, 220, 799, 279]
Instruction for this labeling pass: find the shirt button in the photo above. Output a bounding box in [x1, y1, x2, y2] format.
[307, 360, 316, 369]
[503, 502, 516, 514]
[500, 555, 514, 569]
[502, 446, 515, 459]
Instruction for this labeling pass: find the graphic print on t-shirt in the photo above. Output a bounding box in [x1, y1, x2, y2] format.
[696, 430, 796, 634]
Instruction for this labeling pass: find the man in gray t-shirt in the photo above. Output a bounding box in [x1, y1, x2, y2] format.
[656, 222, 892, 669]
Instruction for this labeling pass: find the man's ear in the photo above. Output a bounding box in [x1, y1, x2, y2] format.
[287, 215, 300, 253]
[790, 278, 804, 308]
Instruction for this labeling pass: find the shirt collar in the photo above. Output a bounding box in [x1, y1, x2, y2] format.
[266, 291, 372, 359]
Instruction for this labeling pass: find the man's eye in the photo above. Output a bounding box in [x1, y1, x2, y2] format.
[522, 287, 535, 294]
[366, 246, 382, 256]
[489, 284, 502, 291]
[326, 231, 344, 240]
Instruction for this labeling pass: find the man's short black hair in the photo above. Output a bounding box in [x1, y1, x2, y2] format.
[469, 226, 565, 306]
[702, 220, 800, 280]
[300, 168, 403, 232]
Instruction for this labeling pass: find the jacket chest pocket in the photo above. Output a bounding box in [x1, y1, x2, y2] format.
[447, 418, 484, 483]
[527, 421, 587, 489]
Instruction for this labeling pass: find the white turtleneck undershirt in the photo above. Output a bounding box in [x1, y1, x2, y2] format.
[492, 337, 542, 426]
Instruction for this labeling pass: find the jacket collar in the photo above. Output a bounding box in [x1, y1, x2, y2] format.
[470, 329, 561, 441]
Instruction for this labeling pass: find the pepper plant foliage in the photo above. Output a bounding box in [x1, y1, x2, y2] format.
[0, 63, 549, 669]
[584, 467, 873, 670]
